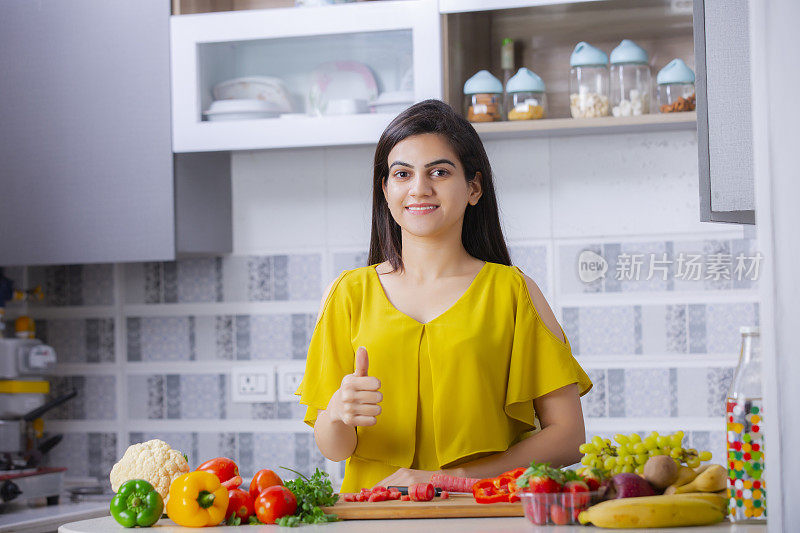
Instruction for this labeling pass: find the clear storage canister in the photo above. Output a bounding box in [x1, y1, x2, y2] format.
[569, 42, 609, 118]
[463, 70, 503, 122]
[505, 68, 547, 120]
[610, 39, 651, 116]
[657, 58, 696, 113]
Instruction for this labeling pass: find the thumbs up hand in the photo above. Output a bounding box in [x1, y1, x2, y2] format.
[329, 346, 382, 427]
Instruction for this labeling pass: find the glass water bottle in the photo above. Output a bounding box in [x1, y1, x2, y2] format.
[726, 327, 766, 521]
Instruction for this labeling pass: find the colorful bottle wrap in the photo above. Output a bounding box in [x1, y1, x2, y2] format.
[726, 397, 766, 520]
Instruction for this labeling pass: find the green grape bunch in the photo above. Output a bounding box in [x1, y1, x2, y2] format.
[578, 431, 713, 476]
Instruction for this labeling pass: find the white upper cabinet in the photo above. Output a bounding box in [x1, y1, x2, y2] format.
[171, 0, 441, 152]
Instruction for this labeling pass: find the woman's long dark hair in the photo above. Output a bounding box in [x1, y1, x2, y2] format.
[368, 99, 511, 272]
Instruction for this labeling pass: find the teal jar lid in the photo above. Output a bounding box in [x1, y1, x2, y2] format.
[506, 68, 545, 93]
[610, 39, 649, 65]
[570, 41, 608, 67]
[463, 70, 503, 94]
[657, 58, 695, 85]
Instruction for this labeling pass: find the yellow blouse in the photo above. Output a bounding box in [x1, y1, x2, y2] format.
[296, 262, 592, 493]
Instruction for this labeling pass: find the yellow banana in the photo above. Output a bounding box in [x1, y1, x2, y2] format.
[663, 465, 699, 495]
[670, 491, 728, 513]
[578, 495, 725, 529]
[674, 464, 727, 493]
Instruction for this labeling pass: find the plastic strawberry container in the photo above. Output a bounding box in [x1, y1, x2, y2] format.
[519, 490, 604, 525]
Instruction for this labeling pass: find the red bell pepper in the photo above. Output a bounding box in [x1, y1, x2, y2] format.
[473, 479, 511, 504]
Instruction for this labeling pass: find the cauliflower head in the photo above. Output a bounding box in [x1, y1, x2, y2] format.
[109, 439, 190, 499]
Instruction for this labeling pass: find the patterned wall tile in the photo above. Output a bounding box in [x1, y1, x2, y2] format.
[37, 318, 115, 363]
[571, 306, 637, 355]
[706, 367, 734, 417]
[128, 374, 228, 419]
[28, 264, 114, 307]
[45, 375, 116, 420]
[250, 315, 292, 359]
[292, 314, 316, 359]
[508, 244, 549, 295]
[177, 258, 223, 303]
[623, 369, 674, 418]
[45, 432, 117, 487]
[131, 316, 194, 361]
[180, 375, 226, 419]
[288, 254, 322, 300]
[580, 369, 607, 418]
[705, 303, 759, 353]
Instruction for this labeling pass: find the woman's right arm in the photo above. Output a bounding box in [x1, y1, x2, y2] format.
[311, 281, 382, 462]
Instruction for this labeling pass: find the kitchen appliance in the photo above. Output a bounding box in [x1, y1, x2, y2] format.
[0, 336, 77, 506]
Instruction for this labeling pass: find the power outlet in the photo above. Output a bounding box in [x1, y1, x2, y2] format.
[231, 366, 276, 403]
[276, 361, 306, 402]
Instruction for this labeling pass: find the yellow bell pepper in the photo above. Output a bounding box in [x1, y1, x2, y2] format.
[166, 471, 229, 527]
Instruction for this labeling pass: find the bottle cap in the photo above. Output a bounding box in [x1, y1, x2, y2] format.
[506, 68, 546, 93]
[657, 58, 695, 85]
[463, 70, 503, 95]
[610, 39, 649, 65]
[740, 326, 760, 335]
[570, 42, 609, 67]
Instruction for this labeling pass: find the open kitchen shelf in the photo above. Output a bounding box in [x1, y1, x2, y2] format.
[473, 111, 696, 139]
[442, 0, 695, 119]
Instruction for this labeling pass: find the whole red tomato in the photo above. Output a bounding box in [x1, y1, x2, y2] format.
[225, 488, 254, 522]
[254, 485, 297, 524]
[197, 457, 240, 486]
[249, 469, 283, 501]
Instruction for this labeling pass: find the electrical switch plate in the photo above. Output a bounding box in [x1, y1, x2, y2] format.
[276, 361, 306, 402]
[231, 365, 276, 403]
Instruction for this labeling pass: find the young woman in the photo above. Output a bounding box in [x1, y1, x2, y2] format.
[297, 99, 592, 493]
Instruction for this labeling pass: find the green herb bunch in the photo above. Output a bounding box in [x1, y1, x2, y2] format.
[275, 467, 339, 527]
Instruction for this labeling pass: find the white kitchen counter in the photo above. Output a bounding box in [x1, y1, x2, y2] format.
[59, 516, 767, 532]
[0, 500, 108, 533]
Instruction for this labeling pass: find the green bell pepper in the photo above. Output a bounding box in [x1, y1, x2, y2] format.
[110, 479, 164, 528]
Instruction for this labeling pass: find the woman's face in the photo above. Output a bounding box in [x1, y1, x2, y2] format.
[383, 133, 482, 239]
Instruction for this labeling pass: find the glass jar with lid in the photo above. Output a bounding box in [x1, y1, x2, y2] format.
[657, 59, 696, 113]
[463, 70, 503, 122]
[569, 42, 610, 118]
[610, 39, 651, 116]
[505, 68, 547, 120]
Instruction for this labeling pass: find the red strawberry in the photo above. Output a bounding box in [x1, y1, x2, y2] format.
[562, 480, 590, 507]
[550, 504, 570, 525]
[528, 501, 548, 525]
[579, 468, 606, 492]
[518, 464, 565, 493]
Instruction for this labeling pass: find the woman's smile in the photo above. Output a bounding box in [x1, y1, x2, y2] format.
[405, 204, 439, 215]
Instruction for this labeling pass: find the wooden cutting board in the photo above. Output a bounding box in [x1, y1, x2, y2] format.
[321, 494, 524, 519]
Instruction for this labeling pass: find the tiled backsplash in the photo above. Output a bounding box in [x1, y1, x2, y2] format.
[8, 130, 755, 489]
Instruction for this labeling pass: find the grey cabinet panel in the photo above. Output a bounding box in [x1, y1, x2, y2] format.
[694, 0, 755, 224]
[0, 0, 175, 265]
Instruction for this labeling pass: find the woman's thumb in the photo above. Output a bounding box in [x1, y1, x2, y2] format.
[354, 346, 369, 377]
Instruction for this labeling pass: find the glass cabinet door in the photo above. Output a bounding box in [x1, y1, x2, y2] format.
[171, 0, 441, 151]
